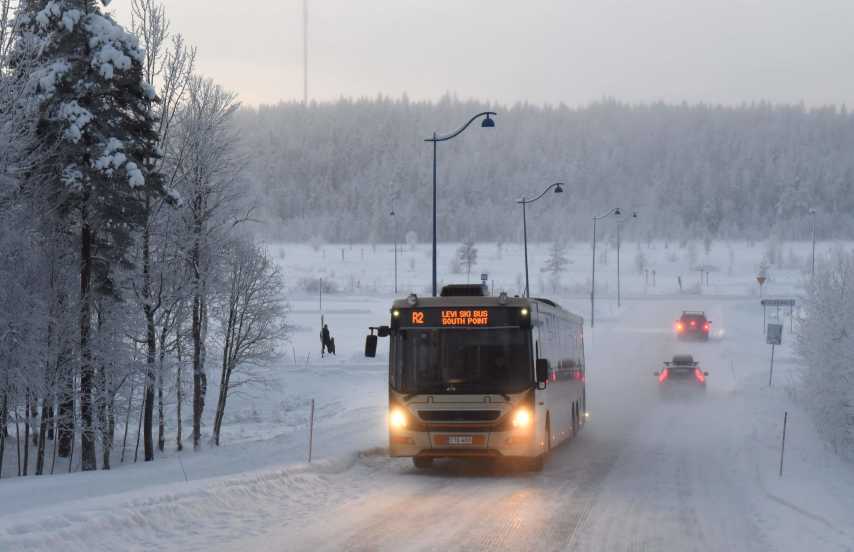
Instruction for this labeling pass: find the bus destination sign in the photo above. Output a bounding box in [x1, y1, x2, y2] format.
[396, 307, 524, 328]
[440, 309, 488, 326]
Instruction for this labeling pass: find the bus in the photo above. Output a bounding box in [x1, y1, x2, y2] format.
[365, 284, 586, 470]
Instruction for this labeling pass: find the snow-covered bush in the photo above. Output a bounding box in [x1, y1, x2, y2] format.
[797, 249, 854, 460]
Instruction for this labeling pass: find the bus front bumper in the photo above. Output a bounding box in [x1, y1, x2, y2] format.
[389, 429, 539, 459]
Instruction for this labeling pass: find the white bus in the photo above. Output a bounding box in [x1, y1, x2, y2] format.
[365, 284, 586, 470]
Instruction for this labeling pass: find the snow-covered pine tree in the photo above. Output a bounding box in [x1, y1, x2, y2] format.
[14, 0, 174, 471]
[542, 241, 569, 291]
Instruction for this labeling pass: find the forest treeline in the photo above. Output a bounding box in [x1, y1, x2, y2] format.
[238, 96, 854, 244]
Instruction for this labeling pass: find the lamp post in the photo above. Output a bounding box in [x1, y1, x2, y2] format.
[425, 111, 497, 296]
[390, 208, 398, 295]
[616, 211, 638, 308]
[517, 183, 564, 297]
[809, 207, 817, 280]
[591, 207, 622, 328]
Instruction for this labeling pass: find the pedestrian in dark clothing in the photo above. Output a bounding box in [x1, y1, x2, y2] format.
[321, 323, 332, 356]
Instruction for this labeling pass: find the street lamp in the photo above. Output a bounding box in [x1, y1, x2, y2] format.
[591, 207, 622, 328]
[616, 211, 638, 308]
[517, 183, 564, 297]
[809, 207, 817, 280]
[425, 111, 497, 296]
[390, 208, 398, 295]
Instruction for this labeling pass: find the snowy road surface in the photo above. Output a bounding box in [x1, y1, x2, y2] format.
[230, 298, 828, 552]
[3, 296, 853, 552]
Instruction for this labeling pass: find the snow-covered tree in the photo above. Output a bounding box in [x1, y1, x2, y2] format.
[210, 237, 287, 446]
[14, 0, 174, 470]
[456, 238, 478, 282]
[797, 249, 854, 460]
[170, 76, 244, 450]
[542, 241, 569, 291]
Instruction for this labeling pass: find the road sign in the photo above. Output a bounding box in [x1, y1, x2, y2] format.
[761, 299, 795, 307]
[767, 323, 783, 345]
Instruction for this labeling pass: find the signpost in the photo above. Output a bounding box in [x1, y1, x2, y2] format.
[761, 298, 796, 331]
[767, 323, 783, 386]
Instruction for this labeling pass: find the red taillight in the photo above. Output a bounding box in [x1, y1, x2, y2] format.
[658, 368, 669, 383]
[703, 323, 710, 331]
[690, 320, 696, 327]
[694, 368, 705, 383]
[675, 322, 684, 332]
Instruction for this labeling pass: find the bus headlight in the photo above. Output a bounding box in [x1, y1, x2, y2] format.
[511, 408, 532, 429]
[389, 407, 408, 430]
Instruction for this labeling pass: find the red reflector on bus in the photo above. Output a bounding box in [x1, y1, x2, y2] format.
[658, 368, 669, 383]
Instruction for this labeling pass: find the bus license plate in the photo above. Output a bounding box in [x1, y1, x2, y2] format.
[448, 435, 473, 445]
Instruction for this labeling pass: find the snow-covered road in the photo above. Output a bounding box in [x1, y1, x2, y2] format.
[221, 298, 852, 552]
[3, 297, 853, 552]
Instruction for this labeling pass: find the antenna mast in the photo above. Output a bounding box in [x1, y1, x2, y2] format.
[303, 0, 308, 104]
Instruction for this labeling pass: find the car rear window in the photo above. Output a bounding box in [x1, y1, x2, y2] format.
[681, 314, 706, 323]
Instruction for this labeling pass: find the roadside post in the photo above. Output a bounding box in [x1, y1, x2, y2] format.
[308, 398, 315, 463]
[779, 411, 788, 477]
[756, 274, 766, 298]
[767, 323, 783, 386]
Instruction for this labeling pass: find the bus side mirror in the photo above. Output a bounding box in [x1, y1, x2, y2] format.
[377, 325, 391, 338]
[536, 359, 549, 383]
[365, 334, 378, 358]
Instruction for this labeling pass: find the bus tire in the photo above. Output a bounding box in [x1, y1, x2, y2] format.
[571, 403, 577, 437]
[529, 417, 550, 472]
[413, 457, 433, 469]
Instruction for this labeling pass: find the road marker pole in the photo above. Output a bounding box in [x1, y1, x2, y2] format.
[768, 343, 776, 387]
[779, 411, 788, 477]
[308, 399, 315, 463]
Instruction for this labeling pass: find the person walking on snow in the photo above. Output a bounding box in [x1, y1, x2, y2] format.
[321, 323, 332, 356]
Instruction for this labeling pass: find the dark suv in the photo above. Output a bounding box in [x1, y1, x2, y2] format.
[674, 311, 710, 341]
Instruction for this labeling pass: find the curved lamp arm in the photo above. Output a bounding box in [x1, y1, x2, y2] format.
[518, 182, 564, 205]
[425, 111, 497, 142]
[593, 207, 622, 221]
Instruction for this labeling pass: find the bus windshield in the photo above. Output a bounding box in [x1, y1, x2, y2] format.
[391, 328, 532, 394]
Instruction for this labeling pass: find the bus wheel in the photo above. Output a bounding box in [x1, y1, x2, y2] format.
[529, 418, 550, 472]
[413, 457, 433, 469]
[572, 403, 578, 439]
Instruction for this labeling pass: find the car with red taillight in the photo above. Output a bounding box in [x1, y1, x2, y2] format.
[674, 311, 711, 341]
[654, 354, 708, 396]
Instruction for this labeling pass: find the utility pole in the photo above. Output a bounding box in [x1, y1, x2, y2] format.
[303, 0, 308, 104]
[616, 222, 621, 307]
[810, 208, 817, 280]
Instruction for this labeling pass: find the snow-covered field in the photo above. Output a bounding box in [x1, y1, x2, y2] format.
[2, 239, 853, 552]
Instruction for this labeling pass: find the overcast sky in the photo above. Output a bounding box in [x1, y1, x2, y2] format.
[111, 0, 854, 107]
